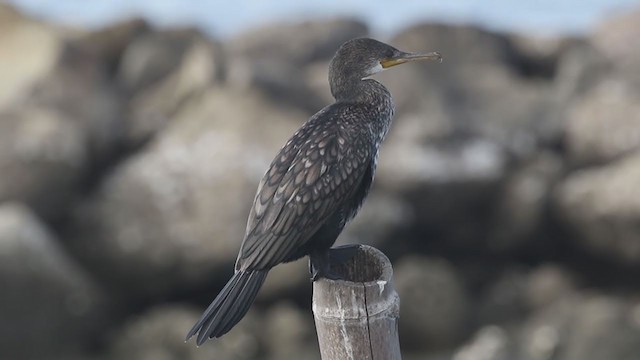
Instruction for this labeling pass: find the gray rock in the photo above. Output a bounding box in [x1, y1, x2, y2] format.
[229, 18, 368, 66]
[338, 190, 414, 251]
[555, 152, 640, 264]
[379, 24, 557, 154]
[0, 203, 109, 360]
[76, 17, 149, 74]
[71, 87, 307, 297]
[27, 44, 125, 166]
[394, 256, 468, 350]
[227, 18, 367, 113]
[452, 326, 510, 360]
[517, 294, 640, 360]
[559, 296, 640, 360]
[553, 39, 611, 104]
[124, 32, 224, 145]
[564, 77, 640, 166]
[592, 8, 640, 86]
[118, 28, 217, 92]
[262, 302, 319, 360]
[378, 134, 507, 249]
[524, 265, 576, 311]
[109, 305, 262, 360]
[0, 34, 125, 220]
[0, 107, 87, 220]
[0, 4, 64, 110]
[258, 260, 311, 302]
[476, 269, 529, 326]
[489, 153, 563, 251]
[476, 264, 576, 327]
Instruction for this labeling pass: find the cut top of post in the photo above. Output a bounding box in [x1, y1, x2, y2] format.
[312, 244, 399, 322]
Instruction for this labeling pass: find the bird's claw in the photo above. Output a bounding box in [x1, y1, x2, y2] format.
[309, 245, 362, 281]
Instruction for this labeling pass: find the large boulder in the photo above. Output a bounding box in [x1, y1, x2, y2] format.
[0, 107, 87, 220]
[227, 19, 368, 112]
[229, 18, 368, 66]
[394, 256, 469, 351]
[488, 153, 563, 251]
[261, 302, 319, 360]
[0, 203, 110, 359]
[76, 17, 150, 75]
[71, 87, 307, 297]
[517, 294, 640, 360]
[380, 24, 557, 152]
[563, 77, 640, 166]
[555, 152, 640, 265]
[0, 4, 64, 110]
[120, 28, 225, 145]
[378, 133, 507, 251]
[592, 8, 640, 86]
[108, 306, 262, 360]
[0, 40, 124, 220]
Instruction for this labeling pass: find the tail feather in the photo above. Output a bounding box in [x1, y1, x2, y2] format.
[186, 270, 268, 345]
[218, 271, 264, 335]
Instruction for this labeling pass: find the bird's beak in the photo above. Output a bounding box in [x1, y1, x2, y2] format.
[380, 51, 443, 69]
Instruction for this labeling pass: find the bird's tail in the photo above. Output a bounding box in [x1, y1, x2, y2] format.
[186, 270, 268, 345]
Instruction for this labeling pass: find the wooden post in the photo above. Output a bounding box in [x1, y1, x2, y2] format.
[312, 245, 401, 360]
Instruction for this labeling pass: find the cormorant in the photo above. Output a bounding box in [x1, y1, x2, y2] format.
[186, 38, 441, 345]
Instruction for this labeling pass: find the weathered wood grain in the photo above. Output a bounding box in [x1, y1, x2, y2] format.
[312, 245, 401, 360]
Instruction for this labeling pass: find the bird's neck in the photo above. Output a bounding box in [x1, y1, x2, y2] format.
[332, 79, 395, 149]
[332, 78, 392, 104]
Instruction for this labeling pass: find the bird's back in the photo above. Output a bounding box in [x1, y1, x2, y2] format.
[235, 100, 390, 271]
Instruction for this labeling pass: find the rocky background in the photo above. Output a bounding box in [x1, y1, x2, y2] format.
[1, 3, 640, 360]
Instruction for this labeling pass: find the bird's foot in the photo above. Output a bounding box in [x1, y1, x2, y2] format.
[309, 245, 361, 282]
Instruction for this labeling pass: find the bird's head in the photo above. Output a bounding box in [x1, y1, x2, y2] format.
[329, 38, 442, 99]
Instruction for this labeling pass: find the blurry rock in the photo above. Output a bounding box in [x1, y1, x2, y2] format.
[228, 57, 325, 112]
[259, 260, 310, 302]
[0, 107, 87, 220]
[553, 39, 611, 103]
[125, 30, 224, 145]
[561, 296, 640, 360]
[229, 18, 367, 66]
[227, 18, 367, 113]
[564, 78, 640, 166]
[109, 306, 261, 360]
[489, 153, 562, 251]
[0, 203, 109, 360]
[26, 39, 125, 171]
[392, 24, 513, 68]
[118, 28, 224, 93]
[516, 293, 581, 360]
[339, 190, 414, 250]
[381, 24, 556, 153]
[394, 256, 468, 350]
[524, 264, 575, 310]
[378, 134, 507, 250]
[518, 294, 640, 360]
[477, 264, 576, 328]
[262, 302, 319, 360]
[453, 326, 510, 360]
[476, 269, 529, 326]
[507, 34, 568, 79]
[0, 4, 64, 109]
[555, 152, 640, 264]
[78, 18, 150, 74]
[592, 8, 640, 85]
[72, 88, 305, 297]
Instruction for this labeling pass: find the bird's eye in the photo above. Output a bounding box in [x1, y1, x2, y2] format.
[385, 50, 394, 59]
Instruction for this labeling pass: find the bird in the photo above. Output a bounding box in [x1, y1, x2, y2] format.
[186, 38, 441, 345]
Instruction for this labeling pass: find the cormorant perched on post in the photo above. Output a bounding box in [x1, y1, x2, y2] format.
[186, 38, 441, 345]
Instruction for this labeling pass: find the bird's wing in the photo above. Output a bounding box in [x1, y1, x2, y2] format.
[235, 113, 371, 271]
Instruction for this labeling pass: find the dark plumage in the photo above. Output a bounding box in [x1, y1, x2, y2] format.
[186, 38, 441, 345]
